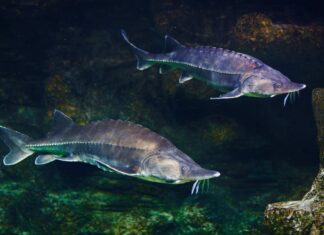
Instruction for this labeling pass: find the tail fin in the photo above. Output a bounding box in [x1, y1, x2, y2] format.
[121, 29, 153, 70]
[0, 126, 33, 165]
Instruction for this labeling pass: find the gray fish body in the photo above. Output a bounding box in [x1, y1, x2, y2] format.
[153, 46, 259, 89]
[121, 30, 306, 100]
[29, 119, 173, 175]
[0, 110, 220, 185]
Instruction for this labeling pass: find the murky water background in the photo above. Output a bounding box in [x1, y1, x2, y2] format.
[0, 1, 323, 234]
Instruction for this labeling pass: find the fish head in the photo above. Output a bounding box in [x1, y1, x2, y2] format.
[141, 149, 220, 184]
[241, 67, 306, 97]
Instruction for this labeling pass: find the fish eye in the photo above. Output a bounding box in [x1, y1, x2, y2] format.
[273, 82, 282, 89]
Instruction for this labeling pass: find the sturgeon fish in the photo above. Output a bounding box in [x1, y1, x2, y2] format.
[121, 30, 306, 104]
[0, 110, 220, 193]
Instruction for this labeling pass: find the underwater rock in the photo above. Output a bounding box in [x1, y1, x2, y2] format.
[264, 88, 324, 235]
[231, 13, 324, 48]
[174, 205, 217, 234]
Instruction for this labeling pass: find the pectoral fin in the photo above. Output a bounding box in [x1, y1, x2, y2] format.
[179, 72, 193, 84]
[210, 88, 243, 100]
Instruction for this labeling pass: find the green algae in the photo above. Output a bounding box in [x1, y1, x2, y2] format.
[0, 180, 219, 235]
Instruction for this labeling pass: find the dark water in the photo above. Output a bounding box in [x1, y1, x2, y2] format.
[0, 0, 323, 234]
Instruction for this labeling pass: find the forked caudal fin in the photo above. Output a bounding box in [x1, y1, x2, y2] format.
[0, 110, 75, 166]
[0, 126, 33, 165]
[121, 29, 153, 70]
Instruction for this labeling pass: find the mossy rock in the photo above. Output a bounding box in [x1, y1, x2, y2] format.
[174, 205, 217, 234]
[265, 201, 314, 235]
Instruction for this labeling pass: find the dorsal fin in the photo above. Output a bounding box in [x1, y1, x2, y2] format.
[48, 110, 74, 137]
[164, 35, 185, 52]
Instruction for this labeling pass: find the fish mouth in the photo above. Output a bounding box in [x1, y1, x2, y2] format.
[272, 83, 305, 106]
[189, 171, 220, 195]
[290, 83, 306, 92]
[282, 84, 306, 107]
[197, 171, 221, 180]
[275, 83, 306, 95]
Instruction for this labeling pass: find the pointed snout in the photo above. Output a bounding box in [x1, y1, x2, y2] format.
[295, 83, 306, 90]
[290, 82, 306, 92]
[188, 167, 221, 180]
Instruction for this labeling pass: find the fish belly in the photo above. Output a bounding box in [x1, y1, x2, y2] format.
[190, 69, 240, 89]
